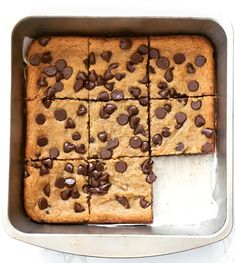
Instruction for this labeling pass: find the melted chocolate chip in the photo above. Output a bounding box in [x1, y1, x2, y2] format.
[39, 165, 49, 176]
[43, 66, 57, 77]
[126, 61, 135, 72]
[146, 171, 157, 184]
[139, 75, 148, 84]
[54, 108, 67, 121]
[43, 159, 53, 169]
[63, 142, 75, 153]
[42, 52, 52, 64]
[149, 48, 160, 59]
[98, 131, 108, 142]
[152, 134, 163, 146]
[164, 104, 171, 113]
[164, 67, 174, 82]
[134, 124, 146, 136]
[201, 142, 213, 153]
[38, 197, 48, 210]
[129, 136, 142, 149]
[158, 81, 168, 89]
[191, 100, 202, 110]
[100, 148, 112, 159]
[175, 112, 187, 125]
[77, 105, 87, 116]
[141, 159, 153, 174]
[104, 82, 114, 91]
[74, 79, 84, 92]
[188, 80, 199, 92]
[64, 163, 74, 173]
[55, 177, 65, 189]
[115, 195, 130, 209]
[65, 118, 76, 129]
[115, 160, 127, 173]
[128, 105, 139, 116]
[115, 73, 126, 81]
[74, 202, 85, 212]
[149, 65, 156, 74]
[42, 97, 52, 109]
[106, 138, 119, 150]
[195, 115, 206, 127]
[117, 114, 129, 126]
[130, 52, 143, 64]
[175, 142, 185, 151]
[72, 132, 81, 141]
[138, 44, 148, 55]
[173, 53, 186, 64]
[71, 189, 80, 199]
[101, 51, 112, 62]
[75, 144, 87, 154]
[62, 66, 73, 80]
[37, 136, 48, 147]
[54, 81, 63, 92]
[111, 90, 124, 100]
[202, 128, 213, 138]
[140, 196, 151, 208]
[77, 164, 87, 175]
[156, 57, 169, 69]
[195, 55, 207, 67]
[37, 77, 48, 87]
[162, 127, 171, 137]
[89, 52, 96, 65]
[129, 87, 141, 98]
[29, 54, 41, 66]
[97, 91, 109, 101]
[38, 37, 50, 46]
[141, 141, 149, 152]
[139, 97, 149, 106]
[186, 63, 196, 74]
[35, 114, 46, 125]
[155, 107, 167, 119]
[103, 69, 114, 81]
[49, 147, 59, 158]
[119, 38, 132, 50]
[43, 184, 50, 197]
[60, 190, 71, 200]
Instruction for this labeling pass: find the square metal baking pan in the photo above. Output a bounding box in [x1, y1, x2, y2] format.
[4, 15, 233, 257]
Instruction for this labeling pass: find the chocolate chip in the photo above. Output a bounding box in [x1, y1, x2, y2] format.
[55, 59, 66, 71]
[178, 97, 188, 106]
[104, 82, 114, 92]
[139, 97, 149, 106]
[88, 70, 98, 81]
[115, 73, 126, 81]
[141, 159, 153, 174]
[98, 131, 108, 142]
[63, 142, 75, 153]
[89, 52, 96, 65]
[100, 148, 112, 159]
[103, 70, 114, 81]
[115, 160, 127, 173]
[100, 106, 110, 119]
[97, 75, 106, 86]
[149, 65, 156, 74]
[43, 158, 53, 169]
[186, 63, 196, 74]
[156, 57, 169, 69]
[49, 147, 59, 158]
[77, 164, 87, 175]
[201, 142, 213, 153]
[191, 100, 202, 110]
[126, 61, 135, 72]
[129, 136, 142, 149]
[45, 87, 56, 99]
[74, 202, 85, 212]
[71, 189, 80, 199]
[164, 67, 174, 82]
[101, 51, 112, 62]
[29, 54, 41, 66]
[96, 91, 109, 101]
[37, 77, 48, 87]
[155, 107, 167, 119]
[188, 80, 199, 92]
[149, 48, 160, 59]
[134, 124, 146, 136]
[164, 104, 171, 113]
[175, 112, 187, 125]
[158, 88, 170, 98]
[115, 195, 130, 208]
[83, 58, 89, 68]
[38, 197, 48, 210]
[139, 75, 148, 84]
[73, 79, 84, 92]
[75, 144, 86, 154]
[105, 104, 117, 114]
[138, 44, 148, 55]
[72, 132, 81, 141]
[65, 177, 76, 188]
[106, 138, 119, 150]
[152, 134, 162, 146]
[65, 118, 76, 129]
[202, 128, 213, 138]
[64, 163, 74, 173]
[62, 66, 73, 79]
[89, 137, 95, 143]
[42, 52, 52, 64]
[129, 116, 140, 129]
[140, 196, 151, 208]
[77, 105, 87, 116]
[175, 142, 185, 151]
[129, 87, 141, 98]
[54, 81, 63, 92]
[128, 105, 139, 116]
[162, 127, 171, 137]
[24, 170, 29, 178]
[119, 38, 132, 50]
[77, 71, 87, 81]
[111, 90, 124, 100]
[35, 114, 46, 125]
[54, 108, 67, 121]
[56, 72, 64, 82]
[39, 165, 49, 176]
[82, 185, 90, 194]
[43, 66, 57, 77]
[37, 136, 48, 147]
[117, 114, 129, 126]
[146, 171, 157, 184]
[38, 37, 50, 46]
[130, 52, 143, 64]
[141, 141, 149, 152]
[108, 63, 119, 70]
[60, 190, 71, 200]
[43, 184, 50, 197]
[55, 177, 65, 189]
[173, 53, 186, 64]
[158, 81, 168, 90]
[195, 55, 207, 67]
[195, 115, 206, 127]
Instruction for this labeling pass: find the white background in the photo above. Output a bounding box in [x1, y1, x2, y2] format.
[0, 0, 234, 262]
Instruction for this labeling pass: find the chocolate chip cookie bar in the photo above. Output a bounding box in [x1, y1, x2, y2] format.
[149, 36, 215, 98]
[150, 97, 215, 156]
[24, 159, 89, 223]
[26, 99, 89, 160]
[26, 37, 89, 100]
[89, 100, 150, 159]
[88, 157, 155, 223]
[88, 37, 148, 100]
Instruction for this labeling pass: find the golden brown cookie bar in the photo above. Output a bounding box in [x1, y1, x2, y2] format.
[88, 37, 148, 100]
[24, 160, 89, 223]
[25, 99, 89, 160]
[149, 36, 215, 98]
[150, 97, 215, 156]
[89, 100, 150, 158]
[26, 37, 89, 100]
[89, 157, 155, 223]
